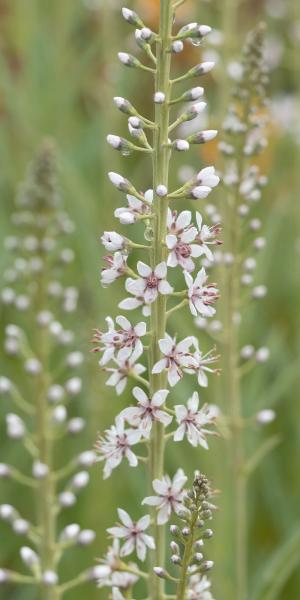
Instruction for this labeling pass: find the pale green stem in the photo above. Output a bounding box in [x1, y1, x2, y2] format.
[148, 2, 174, 599]
[175, 510, 198, 600]
[35, 253, 60, 600]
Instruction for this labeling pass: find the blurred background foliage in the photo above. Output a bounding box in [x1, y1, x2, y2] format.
[0, 0, 299, 598]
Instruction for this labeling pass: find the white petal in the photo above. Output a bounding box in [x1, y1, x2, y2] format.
[188, 392, 199, 412]
[116, 315, 131, 330]
[142, 495, 162, 506]
[137, 261, 152, 277]
[166, 234, 177, 250]
[137, 514, 150, 530]
[154, 262, 167, 279]
[152, 389, 169, 406]
[158, 280, 173, 295]
[157, 504, 170, 525]
[176, 210, 191, 230]
[152, 358, 168, 374]
[119, 298, 142, 311]
[173, 424, 185, 442]
[159, 337, 173, 355]
[117, 508, 133, 528]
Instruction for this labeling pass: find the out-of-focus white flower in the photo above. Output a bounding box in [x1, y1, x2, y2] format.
[114, 192, 152, 224]
[142, 469, 187, 525]
[104, 346, 146, 396]
[107, 509, 155, 561]
[184, 268, 219, 317]
[195, 212, 222, 261]
[101, 232, 127, 252]
[95, 416, 141, 479]
[174, 392, 216, 448]
[187, 574, 214, 599]
[152, 334, 198, 387]
[101, 253, 128, 287]
[121, 387, 172, 438]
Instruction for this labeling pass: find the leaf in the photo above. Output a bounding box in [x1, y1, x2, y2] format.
[251, 524, 300, 600]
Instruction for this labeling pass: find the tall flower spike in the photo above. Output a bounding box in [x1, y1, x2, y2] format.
[94, 4, 221, 600]
[218, 25, 271, 600]
[0, 142, 97, 598]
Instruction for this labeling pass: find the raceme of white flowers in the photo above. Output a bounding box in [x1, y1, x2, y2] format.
[0, 142, 98, 596]
[93, 5, 221, 599]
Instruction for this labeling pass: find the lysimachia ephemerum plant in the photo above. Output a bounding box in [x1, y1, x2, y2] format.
[219, 25, 273, 600]
[0, 141, 99, 598]
[93, 3, 221, 599]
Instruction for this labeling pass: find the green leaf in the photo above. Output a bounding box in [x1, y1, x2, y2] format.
[251, 524, 300, 600]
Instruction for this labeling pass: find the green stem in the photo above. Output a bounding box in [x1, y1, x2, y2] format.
[148, 2, 174, 599]
[35, 261, 59, 600]
[176, 511, 197, 600]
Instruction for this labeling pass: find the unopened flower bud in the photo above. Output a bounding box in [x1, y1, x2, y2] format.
[0, 463, 11, 478]
[121, 7, 144, 28]
[78, 529, 96, 546]
[171, 40, 184, 53]
[108, 171, 133, 193]
[52, 405, 67, 424]
[154, 92, 165, 104]
[65, 377, 82, 396]
[173, 139, 190, 152]
[203, 528, 213, 538]
[33, 461, 49, 479]
[68, 417, 85, 434]
[42, 570, 58, 586]
[256, 347, 270, 363]
[0, 569, 9, 583]
[201, 560, 214, 571]
[0, 376, 12, 394]
[72, 471, 89, 489]
[156, 185, 168, 197]
[140, 27, 155, 42]
[48, 384, 64, 403]
[20, 546, 39, 569]
[113, 96, 137, 116]
[187, 130, 218, 144]
[171, 554, 181, 565]
[153, 567, 167, 579]
[24, 358, 42, 375]
[59, 491, 76, 507]
[240, 345, 255, 359]
[183, 87, 204, 101]
[182, 527, 190, 537]
[170, 525, 181, 537]
[78, 450, 96, 467]
[60, 523, 80, 541]
[256, 409, 276, 424]
[170, 541, 180, 554]
[252, 285, 267, 299]
[13, 518, 29, 535]
[118, 52, 142, 69]
[189, 61, 215, 77]
[194, 552, 204, 562]
[6, 413, 25, 439]
[0, 504, 15, 521]
[253, 236, 266, 250]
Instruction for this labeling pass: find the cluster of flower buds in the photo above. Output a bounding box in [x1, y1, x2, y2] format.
[0, 142, 96, 596]
[93, 4, 222, 599]
[153, 472, 216, 599]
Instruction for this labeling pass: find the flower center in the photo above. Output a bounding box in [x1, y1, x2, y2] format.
[177, 242, 191, 258]
[146, 274, 158, 288]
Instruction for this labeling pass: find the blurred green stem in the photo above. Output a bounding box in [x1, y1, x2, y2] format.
[148, 2, 173, 599]
[35, 257, 59, 600]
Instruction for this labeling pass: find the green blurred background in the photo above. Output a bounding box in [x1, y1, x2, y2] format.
[0, 0, 299, 598]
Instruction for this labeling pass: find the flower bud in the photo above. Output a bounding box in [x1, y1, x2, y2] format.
[171, 40, 184, 53]
[68, 417, 85, 435]
[121, 7, 144, 28]
[72, 471, 89, 490]
[20, 546, 40, 569]
[78, 529, 96, 546]
[256, 347, 270, 363]
[33, 461, 49, 479]
[113, 97, 137, 116]
[156, 185, 168, 197]
[187, 130, 218, 144]
[153, 567, 167, 579]
[0, 376, 12, 394]
[78, 451, 96, 467]
[6, 413, 25, 439]
[60, 523, 80, 541]
[256, 409, 276, 424]
[154, 92, 165, 104]
[0, 463, 11, 478]
[42, 570, 58, 586]
[173, 139, 190, 152]
[13, 518, 29, 535]
[108, 172, 133, 193]
[118, 52, 142, 69]
[65, 377, 82, 396]
[59, 491, 76, 507]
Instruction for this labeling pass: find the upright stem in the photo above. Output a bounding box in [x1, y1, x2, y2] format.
[149, 2, 173, 599]
[224, 153, 247, 600]
[35, 255, 59, 600]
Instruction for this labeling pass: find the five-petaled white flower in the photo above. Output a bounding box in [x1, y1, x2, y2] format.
[114, 191, 153, 225]
[184, 268, 219, 318]
[101, 232, 127, 252]
[195, 212, 222, 262]
[121, 387, 172, 438]
[123, 261, 173, 306]
[107, 509, 155, 561]
[101, 253, 128, 287]
[174, 392, 216, 448]
[92, 316, 146, 365]
[187, 575, 214, 600]
[186, 348, 220, 388]
[166, 210, 202, 272]
[96, 539, 139, 591]
[142, 469, 187, 525]
[152, 334, 198, 387]
[95, 415, 141, 479]
[104, 346, 146, 395]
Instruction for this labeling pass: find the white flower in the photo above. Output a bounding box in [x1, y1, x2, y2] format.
[191, 348, 220, 387]
[184, 269, 219, 317]
[97, 539, 139, 590]
[114, 192, 152, 224]
[142, 469, 187, 525]
[187, 575, 214, 599]
[195, 212, 222, 261]
[107, 509, 155, 561]
[101, 232, 127, 252]
[95, 416, 141, 479]
[123, 261, 173, 306]
[92, 316, 146, 365]
[152, 334, 198, 387]
[101, 253, 128, 287]
[121, 387, 172, 438]
[166, 210, 202, 272]
[174, 392, 216, 448]
[104, 346, 146, 395]
[196, 166, 220, 188]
